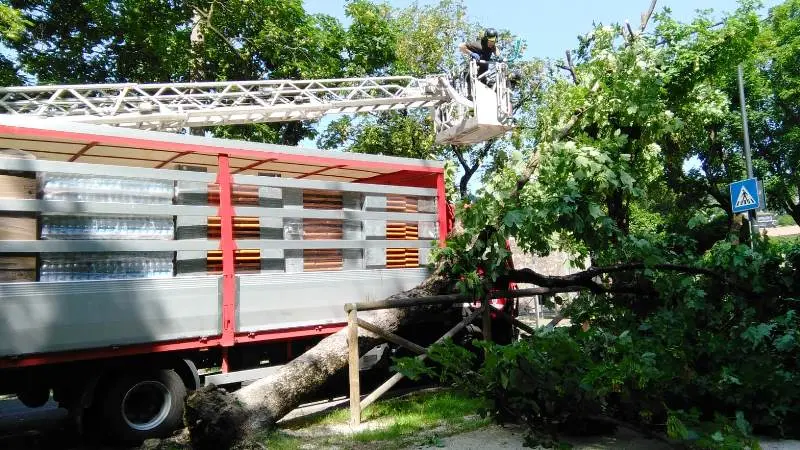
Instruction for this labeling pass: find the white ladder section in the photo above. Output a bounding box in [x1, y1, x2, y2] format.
[0, 63, 513, 146]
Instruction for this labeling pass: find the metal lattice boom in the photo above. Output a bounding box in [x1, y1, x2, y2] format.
[0, 76, 450, 131]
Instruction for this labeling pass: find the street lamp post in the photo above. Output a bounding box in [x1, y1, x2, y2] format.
[737, 64, 757, 243]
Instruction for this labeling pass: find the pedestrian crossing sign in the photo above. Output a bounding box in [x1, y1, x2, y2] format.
[729, 178, 760, 213]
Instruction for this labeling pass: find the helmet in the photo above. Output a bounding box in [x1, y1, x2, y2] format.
[484, 28, 498, 40]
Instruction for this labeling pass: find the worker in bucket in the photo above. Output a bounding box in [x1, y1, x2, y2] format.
[459, 28, 501, 81]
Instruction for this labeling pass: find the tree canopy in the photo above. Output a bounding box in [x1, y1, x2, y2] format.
[416, 1, 800, 446]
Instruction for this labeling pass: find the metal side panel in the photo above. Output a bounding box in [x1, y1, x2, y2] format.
[0, 276, 222, 357]
[0, 157, 217, 183]
[236, 268, 430, 333]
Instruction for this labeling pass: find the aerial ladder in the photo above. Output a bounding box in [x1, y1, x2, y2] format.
[0, 60, 514, 146]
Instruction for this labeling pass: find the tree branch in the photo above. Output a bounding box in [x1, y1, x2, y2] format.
[471, 139, 495, 171]
[512, 91, 537, 114]
[506, 261, 755, 297]
[458, 140, 497, 197]
[625, 20, 636, 43]
[507, 263, 723, 287]
[563, 50, 579, 84]
[556, 108, 586, 141]
[192, 4, 248, 62]
[640, 0, 658, 32]
[452, 146, 470, 173]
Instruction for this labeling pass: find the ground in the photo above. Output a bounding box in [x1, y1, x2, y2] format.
[241, 389, 800, 450]
[411, 424, 800, 450]
[763, 225, 800, 238]
[410, 424, 673, 450]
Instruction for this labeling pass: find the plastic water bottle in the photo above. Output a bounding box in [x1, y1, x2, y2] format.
[40, 262, 51, 282]
[54, 262, 66, 281]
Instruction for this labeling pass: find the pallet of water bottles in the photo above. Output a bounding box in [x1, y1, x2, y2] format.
[37, 173, 178, 282]
[39, 252, 175, 282]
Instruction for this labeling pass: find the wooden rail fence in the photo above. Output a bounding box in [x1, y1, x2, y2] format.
[344, 286, 581, 426]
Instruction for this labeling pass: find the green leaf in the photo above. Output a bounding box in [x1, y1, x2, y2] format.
[741, 323, 775, 349]
[619, 171, 635, 189]
[500, 371, 509, 389]
[588, 203, 603, 219]
[774, 333, 796, 352]
[735, 411, 752, 436]
[667, 414, 690, 440]
[503, 210, 525, 228]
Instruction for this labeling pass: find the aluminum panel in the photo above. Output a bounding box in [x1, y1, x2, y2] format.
[236, 268, 430, 332]
[0, 240, 218, 253]
[234, 239, 436, 250]
[233, 206, 436, 222]
[234, 175, 437, 197]
[0, 276, 222, 357]
[0, 157, 216, 183]
[0, 199, 213, 217]
[364, 194, 387, 211]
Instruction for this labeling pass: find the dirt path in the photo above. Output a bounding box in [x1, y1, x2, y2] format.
[764, 225, 800, 237]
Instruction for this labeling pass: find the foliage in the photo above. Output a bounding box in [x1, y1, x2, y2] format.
[316, 0, 545, 198]
[5, 0, 402, 146]
[777, 215, 797, 226]
[429, 2, 767, 299]
[405, 238, 800, 448]
[314, 0, 466, 175]
[0, 2, 26, 41]
[0, 1, 28, 85]
[317, 110, 438, 160]
[750, 0, 800, 224]
[411, 1, 800, 448]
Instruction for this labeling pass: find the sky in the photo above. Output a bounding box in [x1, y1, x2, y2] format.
[302, 0, 783, 61]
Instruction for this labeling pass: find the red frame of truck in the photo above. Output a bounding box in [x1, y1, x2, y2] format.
[0, 122, 450, 371]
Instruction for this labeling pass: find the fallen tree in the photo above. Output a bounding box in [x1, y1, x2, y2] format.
[180, 259, 714, 449]
[183, 273, 459, 450]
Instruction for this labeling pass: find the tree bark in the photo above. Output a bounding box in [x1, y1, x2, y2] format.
[183, 272, 456, 450]
[189, 6, 208, 137]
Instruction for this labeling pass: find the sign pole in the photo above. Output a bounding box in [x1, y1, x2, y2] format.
[737, 64, 756, 243]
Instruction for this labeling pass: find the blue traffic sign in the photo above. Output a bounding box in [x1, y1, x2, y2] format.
[729, 178, 760, 213]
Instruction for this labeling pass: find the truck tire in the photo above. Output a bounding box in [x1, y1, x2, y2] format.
[99, 369, 186, 442]
[17, 386, 50, 408]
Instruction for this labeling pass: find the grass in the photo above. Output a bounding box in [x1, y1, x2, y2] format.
[259, 388, 491, 449]
[770, 234, 800, 244]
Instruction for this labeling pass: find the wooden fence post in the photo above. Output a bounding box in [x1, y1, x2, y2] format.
[347, 305, 360, 427]
[482, 293, 492, 342]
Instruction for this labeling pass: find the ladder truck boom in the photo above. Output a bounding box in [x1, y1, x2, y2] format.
[0, 61, 513, 145]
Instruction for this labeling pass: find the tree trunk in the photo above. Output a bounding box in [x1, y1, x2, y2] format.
[183, 272, 456, 450]
[189, 7, 207, 137]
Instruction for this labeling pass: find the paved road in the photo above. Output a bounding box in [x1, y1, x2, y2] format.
[0, 396, 85, 449]
[0, 397, 66, 432]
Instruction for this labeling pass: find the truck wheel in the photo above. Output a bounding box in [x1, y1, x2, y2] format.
[100, 369, 186, 442]
[17, 386, 50, 408]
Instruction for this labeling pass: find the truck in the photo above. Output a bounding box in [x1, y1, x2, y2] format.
[0, 61, 516, 443]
